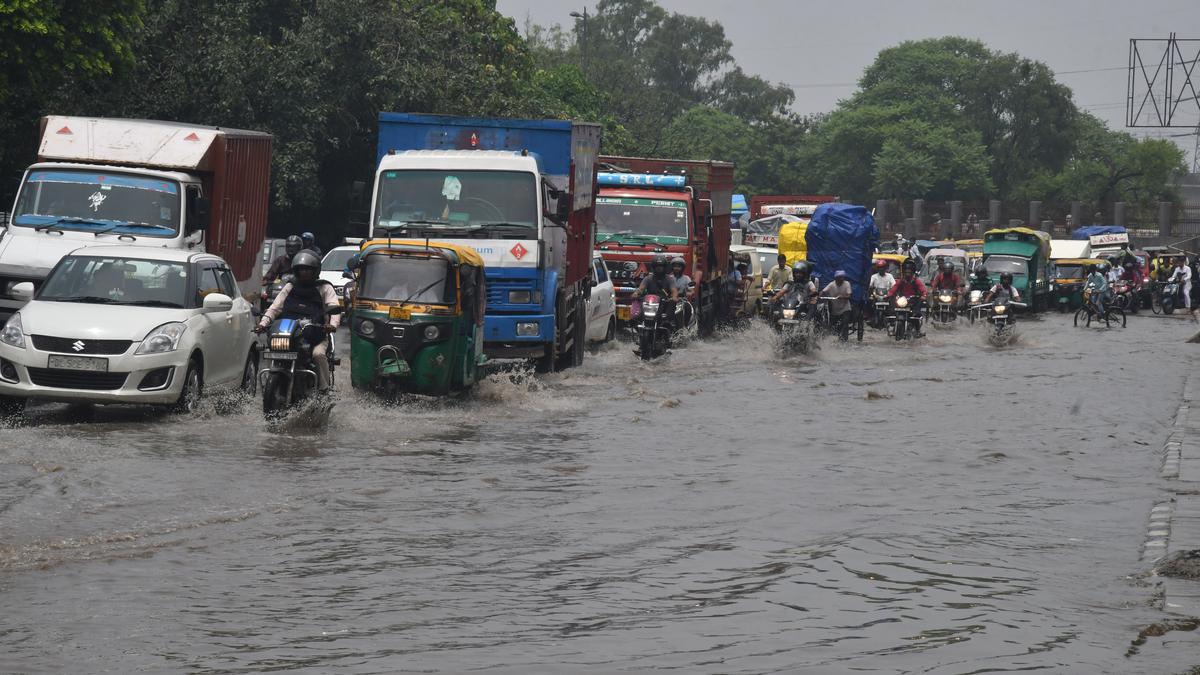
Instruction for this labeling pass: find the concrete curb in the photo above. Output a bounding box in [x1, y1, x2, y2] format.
[1155, 382, 1200, 616]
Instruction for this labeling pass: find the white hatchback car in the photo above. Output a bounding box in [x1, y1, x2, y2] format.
[320, 245, 359, 307]
[0, 246, 258, 415]
[586, 253, 616, 343]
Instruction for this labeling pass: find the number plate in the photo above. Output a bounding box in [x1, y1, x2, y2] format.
[47, 355, 108, 372]
[263, 351, 298, 361]
[389, 306, 412, 320]
[616, 305, 631, 321]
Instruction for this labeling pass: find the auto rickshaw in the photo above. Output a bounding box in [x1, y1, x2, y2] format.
[349, 239, 486, 397]
[872, 253, 908, 276]
[1049, 258, 1103, 312]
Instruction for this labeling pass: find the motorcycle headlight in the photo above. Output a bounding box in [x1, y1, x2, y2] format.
[135, 322, 187, 354]
[993, 304, 1007, 314]
[1, 312, 25, 349]
[969, 290, 983, 302]
[643, 299, 660, 317]
[270, 336, 292, 351]
[895, 296, 909, 308]
[939, 294, 952, 303]
[782, 309, 796, 319]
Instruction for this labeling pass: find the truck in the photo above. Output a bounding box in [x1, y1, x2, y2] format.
[0, 115, 272, 320]
[982, 227, 1052, 311]
[748, 194, 837, 221]
[370, 112, 601, 372]
[592, 156, 734, 334]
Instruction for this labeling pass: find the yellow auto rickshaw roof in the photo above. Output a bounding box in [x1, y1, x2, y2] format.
[955, 239, 983, 246]
[360, 238, 485, 267]
[874, 253, 908, 263]
[1054, 258, 1104, 266]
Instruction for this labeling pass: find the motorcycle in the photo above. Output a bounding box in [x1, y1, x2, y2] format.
[966, 289, 986, 323]
[979, 300, 1026, 345]
[770, 293, 816, 353]
[634, 294, 682, 360]
[868, 291, 890, 330]
[1156, 276, 1183, 315]
[259, 308, 341, 419]
[1112, 279, 1137, 314]
[888, 295, 923, 341]
[927, 289, 959, 325]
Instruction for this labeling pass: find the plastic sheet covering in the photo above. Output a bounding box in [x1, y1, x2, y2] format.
[804, 204, 879, 304]
[777, 221, 808, 265]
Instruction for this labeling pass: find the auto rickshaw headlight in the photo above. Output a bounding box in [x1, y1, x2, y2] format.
[358, 319, 376, 337]
[423, 325, 440, 341]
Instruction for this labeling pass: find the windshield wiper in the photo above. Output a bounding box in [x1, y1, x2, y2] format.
[382, 220, 450, 230]
[49, 296, 118, 304]
[118, 299, 184, 308]
[400, 279, 444, 305]
[38, 217, 111, 231]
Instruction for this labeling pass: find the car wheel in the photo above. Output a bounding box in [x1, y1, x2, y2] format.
[240, 351, 258, 395]
[173, 359, 202, 414]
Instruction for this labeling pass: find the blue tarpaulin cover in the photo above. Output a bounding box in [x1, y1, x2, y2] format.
[1071, 225, 1126, 240]
[805, 203, 879, 304]
[731, 194, 748, 214]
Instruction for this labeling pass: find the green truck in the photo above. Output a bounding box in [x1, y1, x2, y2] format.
[982, 227, 1052, 311]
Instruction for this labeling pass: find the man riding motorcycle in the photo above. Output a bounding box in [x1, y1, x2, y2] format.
[771, 262, 818, 308]
[984, 271, 1022, 305]
[669, 256, 693, 327]
[886, 260, 927, 306]
[930, 261, 965, 309]
[301, 231, 323, 257]
[254, 251, 341, 391]
[263, 235, 303, 294]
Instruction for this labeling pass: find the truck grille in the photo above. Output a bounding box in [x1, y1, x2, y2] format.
[31, 336, 132, 355]
[27, 368, 128, 390]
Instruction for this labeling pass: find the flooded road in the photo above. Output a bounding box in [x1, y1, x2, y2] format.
[2, 313, 1198, 673]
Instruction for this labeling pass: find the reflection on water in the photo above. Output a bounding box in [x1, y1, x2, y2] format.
[0, 314, 1196, 673]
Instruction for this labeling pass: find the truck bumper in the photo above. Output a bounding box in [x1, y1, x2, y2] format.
[483, 314, 554, 342]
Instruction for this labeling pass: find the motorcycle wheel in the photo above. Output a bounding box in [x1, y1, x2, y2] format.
[1151, 294, 1162, 314]
[1163, 297, 1175, 315]
[262, 372, 290, 418]
[894, 320, 905, 341]
[638, 331, 653, 361]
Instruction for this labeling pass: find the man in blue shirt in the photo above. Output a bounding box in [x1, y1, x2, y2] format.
[1085, 263, 1109, 314]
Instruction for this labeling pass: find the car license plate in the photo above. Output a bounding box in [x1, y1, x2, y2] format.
[617, 305, 631, 321]
[47, 354, 108, 372]
[263, 351, 298, 361]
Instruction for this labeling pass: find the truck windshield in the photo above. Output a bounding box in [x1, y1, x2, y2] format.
[12, 170, 180, 238]
[39, 255, 189, 307]
[374, 170, 537, 232]
[359, 254, 454, 304]
[984, 256, 1028, 278]
[596, 197, 689, 240]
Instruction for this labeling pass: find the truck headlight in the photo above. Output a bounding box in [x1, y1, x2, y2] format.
[1, 313, 25, 349]
[516, 322, 539, 337]
[135, 322, 187, 354]
[508, 290, 531, 304]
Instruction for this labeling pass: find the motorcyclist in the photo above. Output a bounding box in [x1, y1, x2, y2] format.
[766, 253, 791, 291]
[263, 235, 303, 295]
[771, 262, 818, 309]
[985, 271, 1022, 305]
[254, 251, 340, 391]
[869, 259, 895, 298]
[1105, 257, 1122, 284]
[669, 256, 693, 327]
[886, 260, 927, 305]
[970, 266, 992, 292]
[1084, 263, 1108, 314]
[635, 255, 679, 327]
[820, 270, 854, 341]
[301, 231, 323, 257]
[1172, 257, 1193, 311]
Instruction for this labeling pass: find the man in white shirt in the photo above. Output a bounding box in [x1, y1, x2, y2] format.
[1173, 258, 1193, 310]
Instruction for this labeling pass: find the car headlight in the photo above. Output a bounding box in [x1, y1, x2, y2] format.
[135, 322, 187, 354]
[895, 296, 909, 308]
[508, 290, 531, 304]
[1, 312, 25, 349]
[423, 325, 440, 341]
[782, 308, 796, 319]
[993, 304, 1007, 314]
[334, 285, 345, 297]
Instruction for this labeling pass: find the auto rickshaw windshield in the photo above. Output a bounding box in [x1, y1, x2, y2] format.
[1054, 265, 1083, 280]
[360, 254, 454, 304]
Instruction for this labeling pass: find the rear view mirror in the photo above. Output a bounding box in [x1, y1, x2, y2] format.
[202, 293, 233, 312]
[11, 281, 34, 301]
[556, 197, 571, 222]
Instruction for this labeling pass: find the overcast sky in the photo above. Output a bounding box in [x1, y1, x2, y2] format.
[496, 0, 1200, 168]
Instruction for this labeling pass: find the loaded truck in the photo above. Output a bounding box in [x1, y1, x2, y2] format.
[982, 227, 1052, 311]
[0, 115, 272, 320]
[370, 112, 601, 372]
[749, 194, 837, 221]
[592, 156, 734, 334]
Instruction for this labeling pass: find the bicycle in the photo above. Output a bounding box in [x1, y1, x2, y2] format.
[1073, 288, 1126, 328]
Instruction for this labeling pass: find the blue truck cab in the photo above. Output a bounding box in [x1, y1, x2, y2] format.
[370, 113, 601, 372]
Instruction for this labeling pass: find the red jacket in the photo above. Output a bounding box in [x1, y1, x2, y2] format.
[887, 277, 927, 298]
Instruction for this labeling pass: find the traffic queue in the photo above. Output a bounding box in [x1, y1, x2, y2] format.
[0, 112, 1194, 424]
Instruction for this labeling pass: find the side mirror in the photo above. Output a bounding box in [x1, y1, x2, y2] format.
[11, 281, 34, 301]
[342, 270, 355, 280]
[202, 292, 233, 312]
[556, 196, 571, 223]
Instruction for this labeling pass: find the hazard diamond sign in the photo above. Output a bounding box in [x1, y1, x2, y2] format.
[510, 243, 528, 260]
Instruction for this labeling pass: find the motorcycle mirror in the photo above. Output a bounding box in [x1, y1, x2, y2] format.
[326, 306, 344, 316]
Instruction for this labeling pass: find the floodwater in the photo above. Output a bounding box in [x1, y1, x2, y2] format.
[2, 313, 1198, 673]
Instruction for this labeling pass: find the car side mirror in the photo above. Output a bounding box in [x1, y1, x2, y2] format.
[202, 292, 233, 312]
[342, 270, 355, 280]
[11, 281, 34, 301]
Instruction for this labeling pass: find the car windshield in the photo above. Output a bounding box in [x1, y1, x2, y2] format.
[1055, 265, 1084, 280]
[984, 256, 1028, 277]
[12, 169, 180, 237]
[39, 255, 189, 307]
[359, 254, 454, 304]
[374, 170, 537, 232]
[596, 197, 689, 239]
[758, 252, 777, 274]
[322, 249, 356, 272]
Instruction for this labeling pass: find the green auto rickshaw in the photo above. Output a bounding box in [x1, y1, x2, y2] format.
[349, 239, 485, 397]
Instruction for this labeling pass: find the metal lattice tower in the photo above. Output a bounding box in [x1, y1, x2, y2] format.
[1128, 34, 1200, 128]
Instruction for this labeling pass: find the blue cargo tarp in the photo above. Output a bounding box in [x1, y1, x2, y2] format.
[805, 203, 879, 304]
[1071, 225, 1126, 240]
[731, 194, 748, 214]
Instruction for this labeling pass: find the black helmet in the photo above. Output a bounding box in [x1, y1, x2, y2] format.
[791, 261, 808, 278]
[301, 231, 315, 246]
[941, 261, 954, 272]
[651, 254, 668, 276]
[1000, 271, 1013, 284]
[285, 235, 303, 257]
[902, 259, 916, 272]
[1086, 264, 1097, 274]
